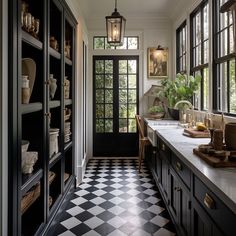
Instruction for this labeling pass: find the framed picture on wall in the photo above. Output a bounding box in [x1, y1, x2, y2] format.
[147, 47, 168, 78]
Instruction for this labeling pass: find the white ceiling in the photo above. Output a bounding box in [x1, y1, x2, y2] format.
[78, 0, 189, 21]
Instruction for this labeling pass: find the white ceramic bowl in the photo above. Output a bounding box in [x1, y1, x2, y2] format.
[22, 140, 30, 153]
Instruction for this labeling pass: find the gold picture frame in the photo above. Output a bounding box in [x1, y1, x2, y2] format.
[147, 47, 168, 78]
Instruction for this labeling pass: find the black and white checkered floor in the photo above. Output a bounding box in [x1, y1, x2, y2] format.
[55, 159, 176, 236]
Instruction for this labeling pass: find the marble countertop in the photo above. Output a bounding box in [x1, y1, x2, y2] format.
[145, 119, 236, 214]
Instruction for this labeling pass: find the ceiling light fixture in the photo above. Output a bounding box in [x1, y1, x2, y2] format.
[106, 0, 126, 46]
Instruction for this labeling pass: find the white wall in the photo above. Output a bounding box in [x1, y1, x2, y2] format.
[0, 0, 8, 235]
[86, 18, 172, 157]
[66, 0, 89, 184]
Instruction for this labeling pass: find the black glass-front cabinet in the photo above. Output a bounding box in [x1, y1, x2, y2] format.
[8, 0, 77, 235]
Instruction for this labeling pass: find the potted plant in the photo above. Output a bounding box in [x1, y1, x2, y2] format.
[148, 104, 165, 119]
[158, 73, 201, 120]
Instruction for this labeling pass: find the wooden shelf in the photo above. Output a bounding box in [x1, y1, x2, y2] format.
[65, 99, 72, 106]
[22, 30, 43, 50]
[21, 169, 43, 196]
[49, 152, 62, 169]
[65, 57, 72, 66]
[22, 102, 43, 114]
[49, 100, 61, 109]
[49, 47, 61, 60]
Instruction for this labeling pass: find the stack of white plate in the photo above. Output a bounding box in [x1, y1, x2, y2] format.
[64, 122, 71, 143]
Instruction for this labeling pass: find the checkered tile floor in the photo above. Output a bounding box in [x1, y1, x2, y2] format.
[54, 159, 176, 236]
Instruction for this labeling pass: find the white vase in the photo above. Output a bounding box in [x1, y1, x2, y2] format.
[49, 76, 57, 99]
[22, 151, 38, 174]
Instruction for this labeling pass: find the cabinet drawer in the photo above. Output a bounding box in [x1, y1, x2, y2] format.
[158, 138, 170, 160]
[193, 176, 236, 236]
[171, 153, 191, 188]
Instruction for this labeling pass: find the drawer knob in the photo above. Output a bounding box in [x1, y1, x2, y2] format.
[174, 187, 181, 192]
[204, 193, 215, 209]
[161, 144, 165, 151]
[176, 162, 182, 171]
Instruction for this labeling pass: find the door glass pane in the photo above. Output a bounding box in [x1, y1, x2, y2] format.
[96, 75, 104, 88]
[105, 104, 113, 118]
[96, 105, 104, 118]
[128, 90, 136, 103]
[119, 119, 127, 133]
[96, 60, 104, 73]
[119, 60, 127, 73]
[105, 75, 113, 88]
[105, 90, 113, 103]
[128, 60, 137, 74]
[128, 75, 136, 88]
[96, 119, 104, 133]
[119, 75, 127, 88]
[128, 119, 136, 132]
[105, 119, 113, 132]
[96, 90, 104, 103]
[128, 104, 136, 118]
[119, 89, 127, 103]
[119, 105, 127, 118]
[105, 60, 113, 73]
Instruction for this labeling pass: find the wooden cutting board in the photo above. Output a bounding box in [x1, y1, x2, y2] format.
[183, 128, 210, 138]
[193, 148, 236, 167]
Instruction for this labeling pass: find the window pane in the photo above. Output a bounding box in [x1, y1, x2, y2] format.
[119, 60, 127, 74]
[119, 119, 127, 133]
[96, 75, 104, 88]
[128, 119, 136, 132]
[193, 70, 201, 109]
[96, 119, 104, 133]
[94, 37, 105, 49]
[203, 68, 209, 110]
[220, 30, 228, 57]
[230, 26, 234, 54]
[105, 104, 113, 118]
[105, 75, 113, 88]
[96, 60, 104, 73]
[105, 90, 113, 103]
[196, 12, 201, 45]
[116, 37, 127, 49]
[230, 59, 236, 113]
[96, 90, 104, 103]
[119, 105, 127, 118]
[203, 40, 209, 64]
[119, 75, 127, 88]
[105, 60, 113, 74]
[128, 37, 138, 49]
[105, 37, 115, 49]
[105, 119, 113, 132]
[128, 60, 137, 74]
[119, 89, 127, 103]
[128, 75, 136, 88]
[219, 62, 228, 112]
[203, 4, 209, 40]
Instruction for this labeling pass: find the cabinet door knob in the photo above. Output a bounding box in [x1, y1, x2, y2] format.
[204, 193, 215, 209]
[176, 162, 182, 171]
[174, 186, 181, 191]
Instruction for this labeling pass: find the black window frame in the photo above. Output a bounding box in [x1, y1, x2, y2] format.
[213, 0, 236, 115]
[190, 0, 209, 111]
[176, 20, 187, 74]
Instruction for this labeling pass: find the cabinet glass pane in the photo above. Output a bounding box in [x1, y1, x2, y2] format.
[128, 75, 136, 88]
[96, 119, 104, 133]
[119, 60, 127, 74]
[119, 119, 127, 133]
[119, 105, 127, 118]
[105, 60, 113, 74]
[119, 89, 127, 103]
[96, 60, 104, 73]
[128, 90, 136, 103]
[105, 104, 113, 118]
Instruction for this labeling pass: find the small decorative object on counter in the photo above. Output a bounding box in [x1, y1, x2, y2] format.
[49, 128, 59, 157]
[213, 129, 223, 151]
[64, 77, 70, 99]
[22, 151, 38, 174]
[49, 74, 57, 99]
[22, 75, 30, 104]
[225, 122, 236, 150]
[50, 36, 58, 51]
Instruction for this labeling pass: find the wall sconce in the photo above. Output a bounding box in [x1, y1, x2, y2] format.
[220, 0, 236, 53]
[106, 0, 126, 46]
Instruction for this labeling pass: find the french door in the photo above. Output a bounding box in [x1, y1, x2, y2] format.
[93, 56, 139, 156]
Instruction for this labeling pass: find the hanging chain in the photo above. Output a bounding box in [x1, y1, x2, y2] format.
[115, 0, 117, 11]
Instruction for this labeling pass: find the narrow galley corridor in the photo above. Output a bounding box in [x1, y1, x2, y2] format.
[54, 159, 176, 236]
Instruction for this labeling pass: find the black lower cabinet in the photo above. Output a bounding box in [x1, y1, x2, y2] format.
[145, 133, 236, 236]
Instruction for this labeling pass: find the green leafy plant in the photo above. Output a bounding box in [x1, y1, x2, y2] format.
[148, 105, 164, 114]
[159, 73, 201, 108]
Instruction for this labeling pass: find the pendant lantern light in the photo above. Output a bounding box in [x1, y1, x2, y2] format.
[106, 0, 126, 46]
